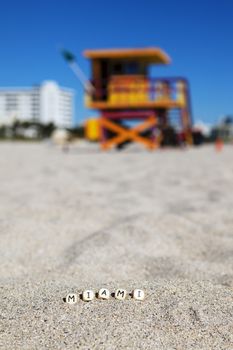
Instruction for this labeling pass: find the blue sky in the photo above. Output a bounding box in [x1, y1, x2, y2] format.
[0, 0, 232, 125]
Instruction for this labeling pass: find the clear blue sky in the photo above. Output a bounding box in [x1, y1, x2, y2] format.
[0, 0, 232, 125]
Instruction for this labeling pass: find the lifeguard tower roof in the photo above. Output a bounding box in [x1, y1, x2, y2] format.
[83, 47, 171, 64]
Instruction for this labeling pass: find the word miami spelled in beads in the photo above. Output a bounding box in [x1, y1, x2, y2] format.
[65, 288, 145, 303]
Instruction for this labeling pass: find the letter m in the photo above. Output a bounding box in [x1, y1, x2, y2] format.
[117, 290, 125, 297]
[68, 295, 75, 302]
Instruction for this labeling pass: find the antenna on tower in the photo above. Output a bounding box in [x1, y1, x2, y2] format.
[61, 49, 94, 94]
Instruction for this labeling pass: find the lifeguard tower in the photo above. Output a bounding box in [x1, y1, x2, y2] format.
[83, 47, 193, 150]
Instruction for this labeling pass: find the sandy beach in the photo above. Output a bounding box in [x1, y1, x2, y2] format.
[0, 142, 233, 349]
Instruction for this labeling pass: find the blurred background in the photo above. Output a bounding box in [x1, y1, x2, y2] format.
[0, 0, 233, 143]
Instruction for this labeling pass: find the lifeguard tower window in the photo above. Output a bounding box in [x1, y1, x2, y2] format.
[125, 62, 139, 74]
[100, 60, 109, 100]
[112, 62, 123, 75]
[111, 61, 140, 75]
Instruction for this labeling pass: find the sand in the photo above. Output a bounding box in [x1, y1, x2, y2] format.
[0, 142, 232, 349]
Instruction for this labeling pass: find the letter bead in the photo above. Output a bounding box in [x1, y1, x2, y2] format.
[115, 288, 127, 300]
[133, 289, 145, 301]
[98, 288, 110, 300]
[66, 293, 78, 304]
[82, 290, 94, 301]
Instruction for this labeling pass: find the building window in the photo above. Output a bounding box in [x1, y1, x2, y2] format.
[6, 94, 18, 111]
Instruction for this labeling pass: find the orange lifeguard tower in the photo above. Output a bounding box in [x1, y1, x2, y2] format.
[83, 47, 193, 150]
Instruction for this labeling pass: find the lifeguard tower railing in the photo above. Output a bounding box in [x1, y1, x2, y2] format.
[85, 77, 192, 115]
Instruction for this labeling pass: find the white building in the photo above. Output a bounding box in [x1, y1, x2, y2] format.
[0, 81, 74, 128]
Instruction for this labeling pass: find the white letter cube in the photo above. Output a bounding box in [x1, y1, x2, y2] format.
[133, 289, 145, 301]
[82, 290, 94, 301]
[66, 293, 78, 304]
[98, 288, 110, 300]
[115, 288, 127, 300]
